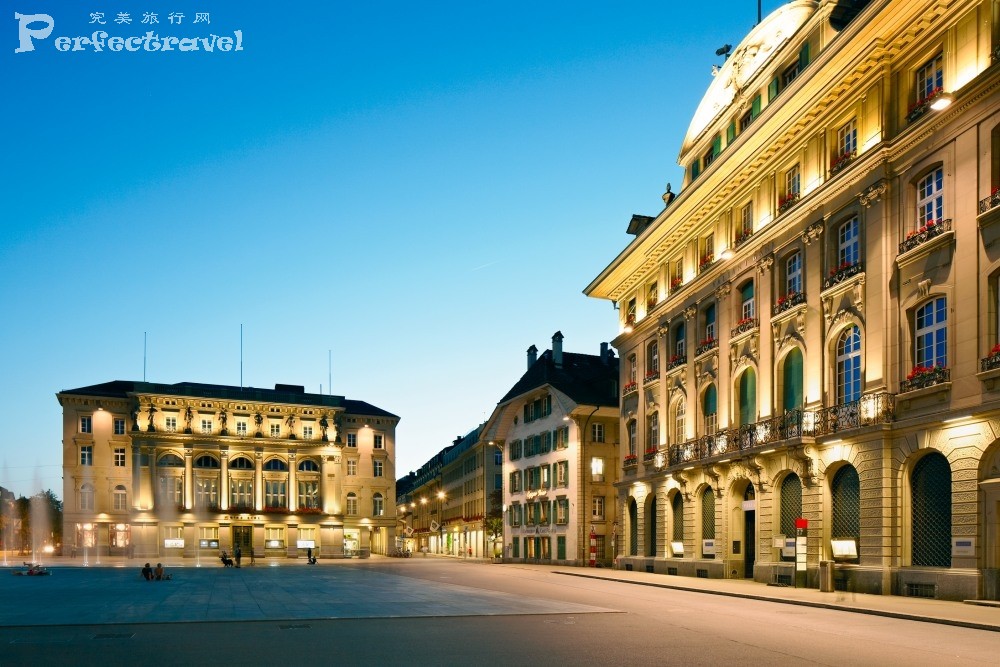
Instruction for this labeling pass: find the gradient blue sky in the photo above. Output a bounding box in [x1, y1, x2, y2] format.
[2, 1, 782, 497]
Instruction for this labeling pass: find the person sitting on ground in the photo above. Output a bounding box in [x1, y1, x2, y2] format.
[154, 563, 165, 581]
[141, 563, 153, 581]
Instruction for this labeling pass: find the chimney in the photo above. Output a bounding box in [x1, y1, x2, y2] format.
[552, 331, 564, 368]
[600, 342, 609, 364]
[527, 345, 538, 370]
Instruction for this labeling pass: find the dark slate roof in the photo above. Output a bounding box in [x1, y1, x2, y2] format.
[59, 380, 398, 419]
[498, 350, 618, 408]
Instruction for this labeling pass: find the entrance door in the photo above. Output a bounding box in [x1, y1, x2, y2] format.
[233, 525, 252, 553]
[743, 484, 756, 578]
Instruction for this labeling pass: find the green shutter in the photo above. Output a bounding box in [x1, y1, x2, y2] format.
[691, 160, 701, 180]
[726, 121, 736, 144]
[782, 348, 804, 412]
[768, 77, 779, 101]
[799, 41, 810, 70]
[739, 368, 757, 425]
[751, 94, 761, 118]
[712, 135, 722, 157]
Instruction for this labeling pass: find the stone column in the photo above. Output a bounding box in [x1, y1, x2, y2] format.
[184, 449, 193, 510]
[288, 451, 297, 512]
[220, 450, 229, 511]
[254, 450, 263, 511]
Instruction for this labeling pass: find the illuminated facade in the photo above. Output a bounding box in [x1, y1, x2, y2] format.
[58, 381, 398, 560]
[485, 333, 620, 565]
[586, 0, 1000, 600]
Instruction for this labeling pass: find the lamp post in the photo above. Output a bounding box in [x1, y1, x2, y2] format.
[436, 490, 445, 554]
[419, 497, 427, 552]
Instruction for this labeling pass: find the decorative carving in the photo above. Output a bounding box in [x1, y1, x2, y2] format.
[852, 275, 866, 312]
[822, 296, 833, 322]
[715, 281, 732, 299]
[756, 253, 774, 274]
[917, 278, 932, 298]
[801, 221, 824, 245]
[319, 414, 330, 442]
[671, 471, 691, 501]
[684, 305, 697, 321]
[859, 180, 888, 208]
[831, 308, 856, 328]
[146, 403, 158, 432]
[795, 310, 806, 336]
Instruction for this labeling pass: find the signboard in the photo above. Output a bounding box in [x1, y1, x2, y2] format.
[782, 538, 796, 558]
[163, 538, 184, 549]
[198, 539, 220, 549]
[265, 540, 283, 549]
[702, 539, 715, 555]
[670, 541, 684, 556]
[741, 500, 756, 511]
[794, 518, 808, 529]
[795, 536, 807, 572]
[830, 539, 858, 559]
[296, 540, 316, 549]
[952, 538, 975, 557]
[773, 535, 786, 549]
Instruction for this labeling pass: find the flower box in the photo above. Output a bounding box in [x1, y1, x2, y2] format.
[906, 87, 943, 123]
[982, 344, 1000, 372]
[670, 277, 684, 290]
[778, 192, 799, 214]
[644, 371, 659, 383]
[773, 291, 805, 316]
[695, 338, 717, 356]
[623, 382, 639, 395]
[699, 255, 714, 272]
[900, 365, 949, 393]
[898, 219, 950, 255]
[829, 151, 855, 176]
[297, 507, 323, 515]
[734, 229, 753, 247]
[623, 454, 638, 467]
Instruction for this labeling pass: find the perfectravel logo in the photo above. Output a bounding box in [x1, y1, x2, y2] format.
[14, 10, 244, 54]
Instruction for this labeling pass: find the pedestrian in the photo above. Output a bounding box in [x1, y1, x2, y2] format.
[468, 546, 472, 558]
[250, 546, 255, 566]
[154, 563, 165, 580]
[235, 545, 242, 568]
[307, 547, 314, 564]
[141, 563, 153, 581]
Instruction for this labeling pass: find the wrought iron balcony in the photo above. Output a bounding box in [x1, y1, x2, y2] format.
[979, 190, 1000, 214]
[829, 151, 855, 176]
[731, 317, 759, 338]
[734, 230, 753, 249]
[695, 339, 718, 357]
[982, 353, 1000, 373]
[642, 450, 658, 463]
[772, 291, 806, 316]
[623, 456, 638, 469]
[808, 392, 895, 437]
[622, 382, 638, 397]
[823, 262, 863, 291]
[899, 366, 950, 393]
[644, 372, 660, 385]
[667, 355, 686, 371]
[897, 219, 951, 256]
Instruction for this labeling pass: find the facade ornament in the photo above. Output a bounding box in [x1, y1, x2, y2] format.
[822, 296, 833, 322]
[831, 308, 856, 328]
[684, 305, 697, 321]
[319, 414, 330, 441]
[184, 406, 194, 433]
[254, 412, 264, 437]
[218, 408, 228, 435]
[333, 413, 343, 443]
[795, 310, 807, 336]
[147, 403, 158, 432]
[756, 253, 774, 274]
[715, 281, 731, 299]
[801, 221, 824, 245]
[917, 278, 932, 298]
[662, 182, 676, 207]
[858, 179, 888, 208]
[671, 470, 691, 501]
[130, 402, 140, 432]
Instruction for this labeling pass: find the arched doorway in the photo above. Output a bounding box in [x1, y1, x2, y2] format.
[628, 498, 638, 556]
[743, 484, 756, 578]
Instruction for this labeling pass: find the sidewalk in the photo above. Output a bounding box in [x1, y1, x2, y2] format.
[548, 566, 1000, 633]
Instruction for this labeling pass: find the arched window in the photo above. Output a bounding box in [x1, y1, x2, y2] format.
[911, 453, 951, 567]
[779, 474, 802, 561]
[701, 488, 715, 558]
[671, 493, 684, 555]
[647, 340, 659, 375]
[113, 485, 127, 511]
[647, 496, 657, 557]
[373, 492, 384, 517]
[914, 297, 947, 368]
[836, 326, 862, 404]
[230, 456, 254, 470]
[703, 385, 718, 435]
[80, 483, 95, 511]
[346, 492, 358, 516]
[830, 465, 860, 555]
[673, 400, 686, 444]
[263, 458, 288, 471]
[737, 368, 757, 426]
[298, 459, 320, 472]
[628, 499, 638, 556]
[194, 455, 219, 468]
[158, 453, 183, 467]
[647, 412, 659, 449]
[781, 348, 804, 413]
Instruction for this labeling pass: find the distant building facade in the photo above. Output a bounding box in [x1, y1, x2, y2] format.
[58, 381, 398, 560]
[484, 333, 620, 565]
[586, 0, 1000, 600]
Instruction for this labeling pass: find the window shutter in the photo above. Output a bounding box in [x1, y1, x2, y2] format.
[691, 160, 701, 180]
[768, 77, 779, 101]
[751, 94, 762, 118]
[726, 121, 736, 144]
[798, 42, 810, 70]
[712, 135, 722, 157]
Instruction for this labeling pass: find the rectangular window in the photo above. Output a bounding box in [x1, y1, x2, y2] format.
[781, 60, 799, 88]
[738, 202, 753, 241]
[786, 164, 800, 198]
[739, 108, 753, 132]
[80, 445, 93, 466]
[838, 217, 860, 267]
[494, 449, 502, 465]
[592, 423, 604, 443]
[593, 496, 605, 520]
[556, 498, 569, 525]
[837, 118, 857, 158]
[374, 434, 384, 449]
[494, 473, 502, 490]
[80, 416, 92, 434]
[265, 526, 285, 548]
[786, 251, 802, 295]
[113, 488, 128, 511]
[196, 478, 218, 508]
[265, 481, 287, 509]
[556, 461, 569, 487]
[165, 416, 177, 432]
[540, 465, 550, 489]
[591, 457, 605, 483]
[113, 418, 126, 435]
[373, 460, 384, 477]
[269, 423, 281, 437]
[230, 478, 253, 509]
[114, 447, 126, 467]
[347, 459, 357, 476]
[916, 53, 943, 102]
[201, 419, 213, 435]
[236, 420, 247, 436]
[671, 258, 683, 290]
[704, 303, 716, 342]
[347, 433, 357, 448]
[302, 425, 313, 440]
[346, 495, 358, 516]
[647, 281, 658, 308]
[916, 167, 944, 228]
[298, 480, 320, 509]
[160, 476, 183, 505]
[509, 440, 522, 460]
[701, 232, 715, 268]
[740, 281, 755, 320]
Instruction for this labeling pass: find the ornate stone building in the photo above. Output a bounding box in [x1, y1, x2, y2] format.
[58, 380, 398, 560]
[585, 0, 1000, 599]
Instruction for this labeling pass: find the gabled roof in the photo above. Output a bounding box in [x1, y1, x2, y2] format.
[58, 380, 398, 419]
[498, 350, 618, 408]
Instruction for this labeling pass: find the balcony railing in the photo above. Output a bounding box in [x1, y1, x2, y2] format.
[899, 366, 950, 393]
[623, 456, 638, 469]
[979, 190, 1000, 214]
[823, 262, 863, 291]
[699, 257, 715, 274]
[622, 382, 639, 396]
[695, 339, 718, 356]
[982, 353, 1000, 372]
[667, 355, 686, 370]
[731, 317, 759, 338]
[644, 372, 660, 385]
[809, 392, 895, 437]
[829, 151, 855, 176]
[642, 450, 658, 463]
[898, 219, 951, 256]
[772, 291, 806, 316]
[734, 230, 753, 248]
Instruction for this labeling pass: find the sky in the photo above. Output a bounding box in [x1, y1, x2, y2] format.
[2, 0, 784, 497]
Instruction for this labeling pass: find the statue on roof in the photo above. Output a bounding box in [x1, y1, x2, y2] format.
[663, 183, 676, 207]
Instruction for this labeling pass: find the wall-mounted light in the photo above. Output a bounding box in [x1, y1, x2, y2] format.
[720, 248, 734, 261]
[930, 92, 953, 111]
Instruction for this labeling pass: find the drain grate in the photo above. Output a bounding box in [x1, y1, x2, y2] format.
[905, 583, 936, 598]
[93, 633, 135, 640]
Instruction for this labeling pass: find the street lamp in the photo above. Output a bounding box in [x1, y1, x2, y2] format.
[436, 490, 445, 554]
